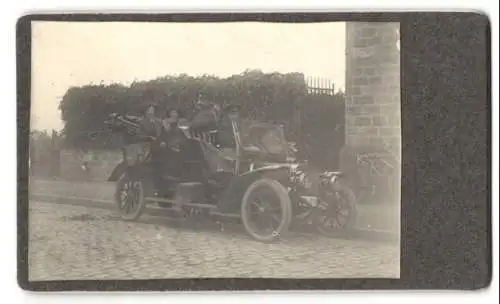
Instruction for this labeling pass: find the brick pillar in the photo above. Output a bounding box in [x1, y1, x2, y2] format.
[345, 22, 401, 161]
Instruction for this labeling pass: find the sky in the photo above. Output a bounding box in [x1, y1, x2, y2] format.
[31, 21, 346, 131]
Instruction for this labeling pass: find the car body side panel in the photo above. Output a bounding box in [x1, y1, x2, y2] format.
[218, 167, 292, 214]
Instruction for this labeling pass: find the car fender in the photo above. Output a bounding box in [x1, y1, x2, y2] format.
[218, 166, 292, 214]
[107, 161, 150, 182]
[108, 162, 127, 182]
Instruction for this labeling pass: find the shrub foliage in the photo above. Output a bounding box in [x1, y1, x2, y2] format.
[59, 70, 345, 169]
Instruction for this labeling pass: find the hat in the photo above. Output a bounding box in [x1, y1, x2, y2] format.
[146, 102, 159, 108]
[223, 104, 241, 113]
[195, 99, 209, 106]
[140, 102, 159, 112]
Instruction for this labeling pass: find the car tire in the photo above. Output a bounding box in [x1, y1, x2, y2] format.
[115, 174, 147, 221]
[316, 179, 357, 237]
[241, 178, 293, 243]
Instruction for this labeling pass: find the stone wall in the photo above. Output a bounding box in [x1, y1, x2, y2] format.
[345, 22, 401, 160]
[60, 149, 122, 182]
[342, 22, 401, 204]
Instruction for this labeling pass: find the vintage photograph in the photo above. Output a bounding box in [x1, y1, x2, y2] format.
[28, 20, 401, 280]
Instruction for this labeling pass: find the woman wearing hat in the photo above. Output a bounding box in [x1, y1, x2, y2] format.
[161, 108, 185, 152]
[139, 103, 163, 138]
[138, 103, 168, 192]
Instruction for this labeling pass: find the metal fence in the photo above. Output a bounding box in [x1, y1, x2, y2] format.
[306, 76, 336, 96]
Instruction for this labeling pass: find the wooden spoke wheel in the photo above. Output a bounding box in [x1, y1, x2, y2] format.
[115, 174, 147, 221]
[315, 180, 357, 237]
[241, 178, 293, 243]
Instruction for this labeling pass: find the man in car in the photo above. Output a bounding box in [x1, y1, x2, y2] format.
[189, 99, 220, 134]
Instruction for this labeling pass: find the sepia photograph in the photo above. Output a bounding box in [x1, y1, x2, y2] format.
[27, 20, 401, 281]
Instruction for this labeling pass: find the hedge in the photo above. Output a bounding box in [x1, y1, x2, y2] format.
[59, 70, 345, 169]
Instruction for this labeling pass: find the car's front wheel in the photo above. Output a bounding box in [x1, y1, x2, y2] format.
[315, 179, 357, 237]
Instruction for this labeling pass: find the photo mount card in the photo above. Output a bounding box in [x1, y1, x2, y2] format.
[17, 12, 491, 292]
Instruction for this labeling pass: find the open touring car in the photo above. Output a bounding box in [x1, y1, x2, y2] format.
[105, 107, 357, 243]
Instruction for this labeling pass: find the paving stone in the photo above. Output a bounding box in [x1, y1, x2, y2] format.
[28, 200, 400, 281]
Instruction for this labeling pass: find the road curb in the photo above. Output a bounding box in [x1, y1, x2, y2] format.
[29, 193, 399, 243]
[30, 193, 114, 210]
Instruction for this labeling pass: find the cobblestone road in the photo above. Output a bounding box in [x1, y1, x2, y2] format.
[28, 200, 400, 281]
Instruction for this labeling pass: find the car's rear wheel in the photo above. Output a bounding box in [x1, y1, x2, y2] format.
[115, 174, 147, 221]
[315, 179, 357, 237]
[241, 178, 293, 243]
